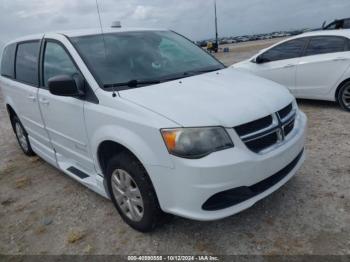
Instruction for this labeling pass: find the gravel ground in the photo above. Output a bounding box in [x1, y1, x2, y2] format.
[0, 39, 349, 255]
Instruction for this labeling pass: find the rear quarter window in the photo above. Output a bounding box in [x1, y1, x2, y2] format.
[305, 36, 347, 56]
[15, 41, 40, 86]
[1, 44, 16, 78]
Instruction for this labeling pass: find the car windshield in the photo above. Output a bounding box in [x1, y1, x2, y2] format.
[70, 31, 224, 89]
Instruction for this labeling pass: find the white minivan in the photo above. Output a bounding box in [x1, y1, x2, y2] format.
[0, 28, 307, 232]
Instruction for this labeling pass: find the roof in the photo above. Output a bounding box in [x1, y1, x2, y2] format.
[259, 29, 350, 51]
[5, 27, 168, 46]
[295, 29, 350, 39]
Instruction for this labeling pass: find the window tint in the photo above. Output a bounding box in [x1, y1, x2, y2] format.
[262, 38, 306, 62]
[1, 44, 16, 78]
[15, 41, 40, 85]
[343, 19, 350, 28]
[43, 42, 79, 87]
[305, 36, 347, 56]
[325, 22, 338, 30]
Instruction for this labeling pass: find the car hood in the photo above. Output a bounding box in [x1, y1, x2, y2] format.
[232, 58, 257, 70]
[119, 68, 294, 127]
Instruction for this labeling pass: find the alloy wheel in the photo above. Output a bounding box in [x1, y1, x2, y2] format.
[342, 85, 350, 109]
[111, 169, 144, 222]
[15, 122, 28, 152]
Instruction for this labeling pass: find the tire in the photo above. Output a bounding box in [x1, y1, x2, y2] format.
[12, 115, 35, 156]
[337, 81, 350, 112]
[106, 152, 165, 232]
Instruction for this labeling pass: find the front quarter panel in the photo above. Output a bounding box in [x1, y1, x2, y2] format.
[85, 88, 177, 175]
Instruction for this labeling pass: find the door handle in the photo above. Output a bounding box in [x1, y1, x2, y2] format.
[283, 64, 295, 68]
[27, 95, 36, 102]
[39, 98, 50, 105]
[333, 57, 347, 61]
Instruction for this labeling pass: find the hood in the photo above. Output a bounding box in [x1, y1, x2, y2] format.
[119, 68, 294, 127]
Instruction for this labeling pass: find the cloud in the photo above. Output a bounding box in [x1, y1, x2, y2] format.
[132, 5, 153, 20]
[0, 0, 350, 46]
[51, 15, 70, 25]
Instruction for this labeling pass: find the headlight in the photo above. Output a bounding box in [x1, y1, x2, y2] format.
[161, 127, 234, 159]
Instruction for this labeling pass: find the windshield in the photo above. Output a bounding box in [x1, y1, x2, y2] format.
[70, 31, 224, 89]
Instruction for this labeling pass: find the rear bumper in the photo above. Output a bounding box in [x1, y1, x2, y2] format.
[147, 111, 307, 221]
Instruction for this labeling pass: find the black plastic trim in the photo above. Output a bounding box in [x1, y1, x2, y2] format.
[67, 166, 89, 179]
[202, 149, 304, 211]
[235, 115, 273, 137]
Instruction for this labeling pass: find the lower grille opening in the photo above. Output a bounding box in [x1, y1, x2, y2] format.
[202, 149, 304, 211]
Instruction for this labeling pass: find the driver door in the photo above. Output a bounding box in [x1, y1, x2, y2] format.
[252, 38, 308, 95]
[38, 39, 95, 176]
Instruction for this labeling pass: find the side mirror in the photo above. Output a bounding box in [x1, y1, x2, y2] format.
[322, 21, 326, 29]
[255, 55, 265, 64]
[48, 75, 84, 97]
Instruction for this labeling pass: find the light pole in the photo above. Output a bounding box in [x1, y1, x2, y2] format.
[214, 0, 218, 53]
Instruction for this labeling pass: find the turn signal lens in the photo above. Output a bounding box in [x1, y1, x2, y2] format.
[161, 130, 178, 151]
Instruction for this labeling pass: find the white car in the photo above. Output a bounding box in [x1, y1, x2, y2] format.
[0, 28, 307, 232]
[234, 30, 350, 111]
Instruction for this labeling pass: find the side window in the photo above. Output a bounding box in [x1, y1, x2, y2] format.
[325, 22, 337, 30]
[15, 41, 40, 85]
[343, 19, 350, 29]
[43, 42, 79, 87]
[1, 44, 16, 78]
[305, 36, 347, 56]
[261, 38, 307, 62]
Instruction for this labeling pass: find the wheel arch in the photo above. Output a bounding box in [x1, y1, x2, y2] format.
[335, 78, 350, 102]
[96, 140, 164, 204]
[6, 103, 17, 130]
[97, 140, 142, 177]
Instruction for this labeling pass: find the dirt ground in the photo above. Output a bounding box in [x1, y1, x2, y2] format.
[0, 38, 349, 255]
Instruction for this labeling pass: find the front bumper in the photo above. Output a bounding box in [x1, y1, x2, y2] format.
[147, 111, 307, 221]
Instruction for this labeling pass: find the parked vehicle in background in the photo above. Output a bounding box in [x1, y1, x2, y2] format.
[1, 28, 306, 232]
[322, 18, 350, 30]
[233, 30, 350, 111]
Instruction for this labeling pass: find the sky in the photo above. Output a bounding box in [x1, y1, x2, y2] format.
[1, 0, 350, 48]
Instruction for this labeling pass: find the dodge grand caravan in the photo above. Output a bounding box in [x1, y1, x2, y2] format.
[0, 28, 307, 232]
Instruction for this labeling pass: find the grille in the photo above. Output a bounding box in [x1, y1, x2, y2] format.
[284, 119, 295, 137]
[234, 102, 296, 153]
[245, 131, 278, 152]
[278, 103, 293, 119]
[235, 115, 272, 136]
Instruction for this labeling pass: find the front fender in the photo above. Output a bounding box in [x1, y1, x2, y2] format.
[90, 124, 174, 174]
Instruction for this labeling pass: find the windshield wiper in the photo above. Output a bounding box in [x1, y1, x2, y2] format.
[104, 79, 161, 89]
[103, 68, 223, 89]
[183, 68, 222, 76]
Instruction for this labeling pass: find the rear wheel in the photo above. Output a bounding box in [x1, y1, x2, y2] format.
[338, 81, 350, 111]
[13, 116, 35, 156]
[106, 152, 165, 232]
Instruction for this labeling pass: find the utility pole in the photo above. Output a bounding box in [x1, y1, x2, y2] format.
[214, 0, 219, 53]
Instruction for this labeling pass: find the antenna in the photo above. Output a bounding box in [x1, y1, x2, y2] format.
[95, 0, 117, 97]
[214, 0, 218, 53]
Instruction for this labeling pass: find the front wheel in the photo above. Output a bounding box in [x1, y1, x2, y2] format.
[338, 81, 350, 111]
[106, 152, 166, 232]
[13, 116, 35, 156]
